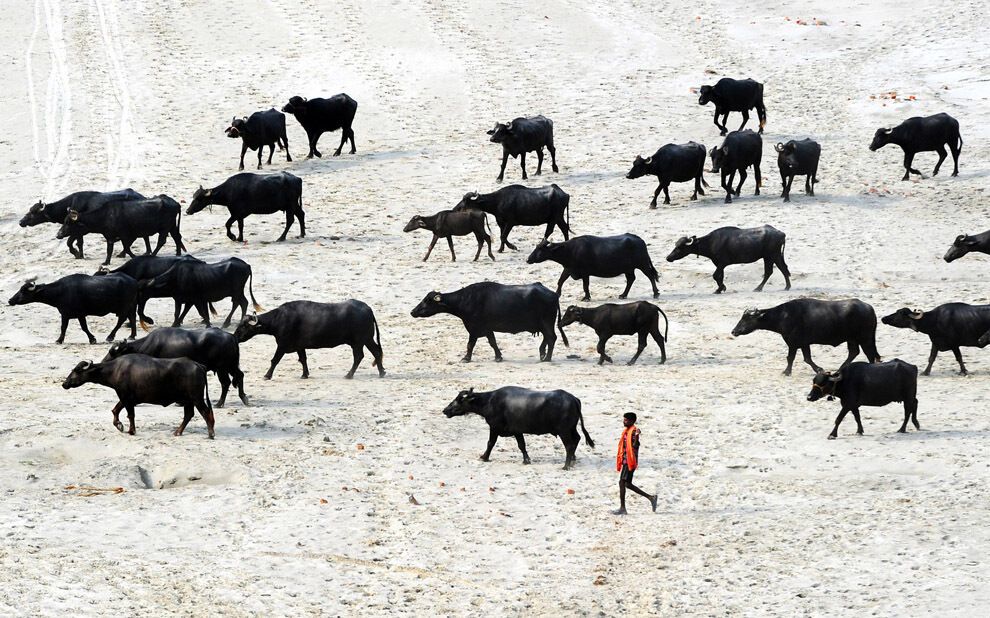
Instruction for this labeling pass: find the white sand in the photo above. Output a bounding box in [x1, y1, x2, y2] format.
[1, 0, 988, 615]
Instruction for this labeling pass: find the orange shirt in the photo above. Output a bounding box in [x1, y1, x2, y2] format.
[616, 425, 639, 471]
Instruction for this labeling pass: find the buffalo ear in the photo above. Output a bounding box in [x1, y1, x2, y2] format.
[828, 372, 843, 383]
[67, 209, 79, 221]
[721, 145, 729, 155]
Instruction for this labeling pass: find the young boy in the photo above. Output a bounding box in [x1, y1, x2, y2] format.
[614, 412, 658, 515]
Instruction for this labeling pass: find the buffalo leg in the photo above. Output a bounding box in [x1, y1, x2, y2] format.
[619, 272, 635, 299]
[68, 236, 82, 259]
[898, 402, 911, 433]
[196, 399, 215, 439]
[922, 344, 938, 376]
[828, 407, 850, 439]
[473, 231, 485, 261]
[555, 269, 570, 297]
[540, 326, 556, 362]
[256, 145, 264, 170]
[647, 269, 659, 298]
[651, 183, 662, 209]
[298, 349, 310, 379]
[55, 315, 70, 344]
[103, 239, 115, 266]
[783, 175, 795, 202]
[295, 207, 305, 238]
[650, 323, 667, 364]
[932, 145, 947, 176]
[754, 258, 773, 292]
[519, 152, 528, 180]
[151, 232, 168, 256]
[366, 339, 385, 377]
[463, 335, 478, 362]
[174, 303, 196, 327]
[497, 151, 509, 182]
[951, 347, 968, 375]
[535, 148, 544, 175]
[713, 109, 725, 135]
[347, 127, 356, 154]
[238, 142, 248, 171]
[306, 130, 319, 158]
[548, 143, 558, 172]
[106, 313, 129, 342]
[78, 318, 98, 344]
[264, 348, 286, 380]
[774, 252, 791, 290]
[500, 225, 518, 252]
[231, 368, 249, 405]
[221, 301, 239, 329]
[735, 169, 747, 196]
[446, 236, 456, 262]
[581, 277, 592, 302]
[175, 404, 195, 436]
[903, 152, 922, 180]
[949, 139, 960, 176]
[597, 335, 613, 365]
[754, 164, 762, 194]
[267, 142, 275, 165]
[142, 237, 152, 254]
[713, 267, 727, 294]
[801, 345, 822, 373]
[483, 231, 495, 260]
[486, 333, 503, 362]
[662, 185, 671, 205]
[480, 428, 497, 461]
[225, 216, 238, 242]
[125, 404, 136, 435]
[783, 345, 797, 376]
[423, 234, 439, 261]
[514, 434, 531, 464]
[722, 170, 732, 203]
[346, 345, 364, 379]
[236, 219, 244, 242]
[908, 398, 920, 430]
[842, 342, 861, 366]
[334, 129, 346, 157]
[738, 109, 750, 132]
[217, 372, 231, 408]
[851, 408, 865, 435]
[562, 430, 579, 470]
[277, 211, 295, 242]
[111, 401, 124, 432]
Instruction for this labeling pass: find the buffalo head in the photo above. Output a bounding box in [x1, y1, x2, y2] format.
[869, 128, 893, 152]
[282, 96, 307, 116]
[55, 209, 84, 239]
[559, 305, 585, 327]
[187, 185, 213, 215]
[807, 368, 841, 402]
[881, 308, 924, 330]
[666, 236, 696, 262]
[402, 215, 427, 233]
[102, 340, 135, 362]
[709, 145, 727, 173]
[20, 201, 47, 227]
[442, 388, 480, 418]
[8, 278, 40, 306]
[233, 314, 263, 342]
[526, 239, 560, 264]
[62, 360, 96, 389]
[453, 191, 481, 211]
[410, 292, 447, 318]
[774, 142, 802, 171]
[487, 121, 512, 144]
[698, 85, 714, 106]
[944, 234, 978, 263]
[225, 116, 248, 139]
[731, 308, 766, 337]
[625, 155, 653, 179]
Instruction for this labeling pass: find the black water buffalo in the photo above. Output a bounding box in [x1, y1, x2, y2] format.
[527, 234, 660, 301]
[226, 109, 291, 171]
[626, 142, 708, 207]
[698, 77, 767, 135]
[403, 210, 494, 262]
[442, 387, 593, 469]
[281, 94, 357, 158]
[411, 282, 567, 362]
[710, 129, 762, 203]
[57, 195, 186, 266]
[94, 254, 204, 325]
[487, 115, 559, 182]
[731, 299, 880, 375]
[882, 304, 990, 375]
[775, 139, 820, 202]
[8, 274, 137, 344]
[62, 356, 214, 438]
[235, 300, 384, 380]
[943, 230, 990, 262]
[560, 301, 668, 365]
[666, 225, 790, 293]
[20, 189, 146, 259]
[807, 360, 919, 439]
[453, 184, 570, 252]
[869, 113, 962, 181]
[104, 327, 247, 408]
[138, 257, 262, 328]
[187, 172, 304, 242]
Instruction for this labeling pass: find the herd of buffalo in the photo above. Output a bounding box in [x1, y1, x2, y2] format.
[9, 78, 987, 467]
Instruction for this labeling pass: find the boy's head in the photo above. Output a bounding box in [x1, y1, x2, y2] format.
[623, 412, 637, 427]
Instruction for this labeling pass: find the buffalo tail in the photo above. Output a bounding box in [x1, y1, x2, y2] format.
[249, 269, 263, 313]
[658, 306, 669, 342]
[371, 315, 382, 367]
[577, 400, 594, 449]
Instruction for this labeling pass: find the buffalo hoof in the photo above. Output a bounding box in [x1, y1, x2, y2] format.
[597, 359, 605, 366]
[604, 356, 614, 364]
[460, 357, 472, 363]
[378, 370, 386, 378]
[88, 337, 98, 345]
[55, 339, 65, 344]
[625, 360, 637, 366]
[714, 289, 724, 295]
[263, 374, 273, 381]
[479, 455, 490, 462]
[782, 369, 792, 376]
[552, 165, 559, 173]
[952, 171, 959, 177]
[113, 421, 124, 432]
[827, 434, 837, 440]
[720, 130, 727, 136]
[663, 199, 671, 205]
[173, 429, 183, 437]
[724, 197, 732, 204]
[523, 458, 531, 465]
[494, 357, 503, 363]
[583, 296, 592, 302]
[649, 203, 657, 210]
[344, 373, 354, 380]
[611, 508, 628, 516]
[333, 151, 342, 157]
[959, 370, 969, 376]
[208, 432, 215, 440]
[921, 370, 931, 376]
[128, 429, 135, 436]
[300, 374, 309, 379]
